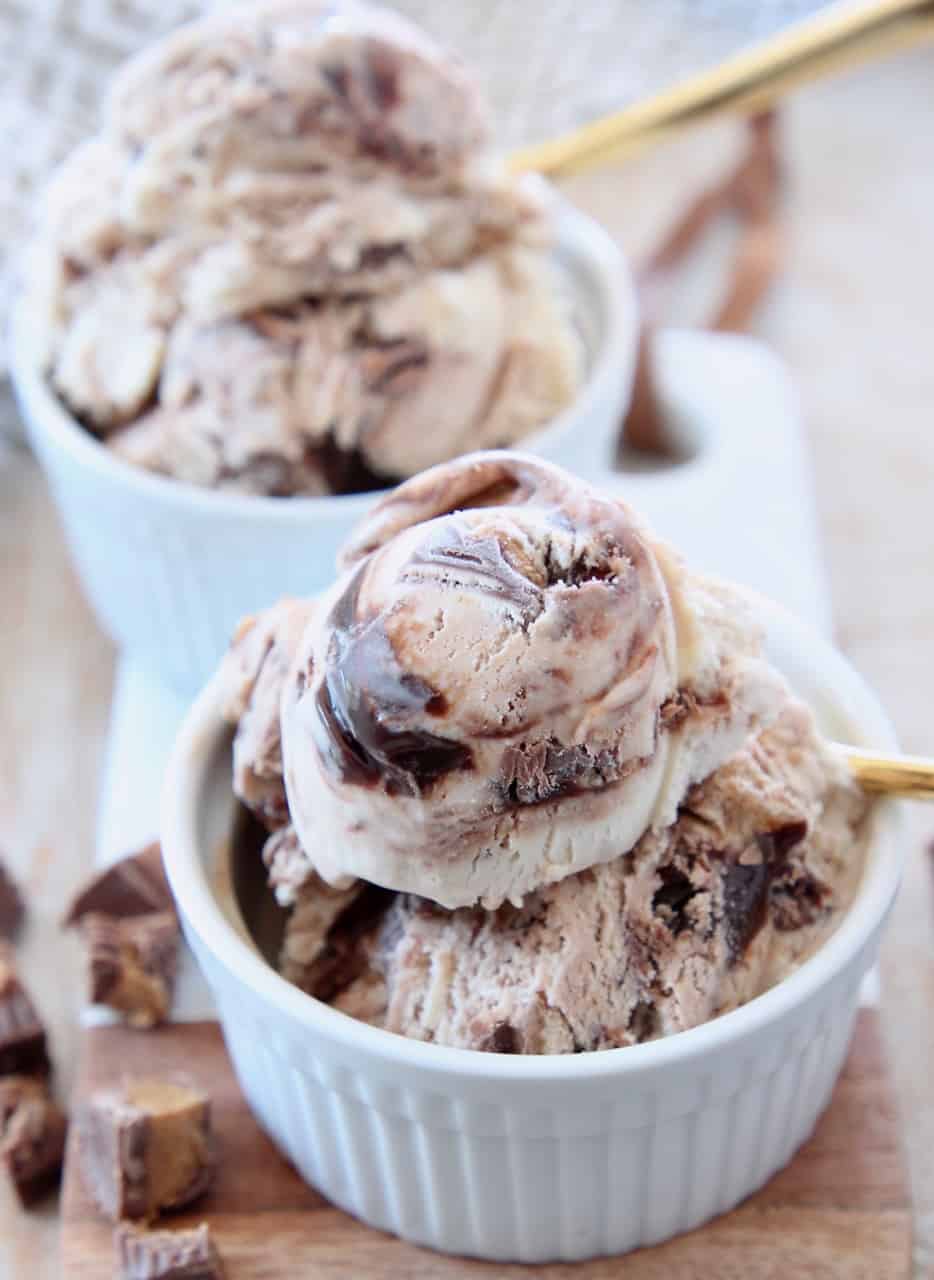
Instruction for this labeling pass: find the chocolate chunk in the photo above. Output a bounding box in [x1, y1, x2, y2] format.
[771, 870, 831, 932]
[482, 1022, 521, 1054]
[115, 1223, 226, 1279]
[64, 843, 173, 927]
[356, 241, 410, 270]
[364, 45, 401, 112]
[77, 1078, 215, 1222]
[0, 860, 24, 941]
[0, 1075, 46, 1131]
[0, 1077, 67, 1207]
[763, 820, 809, 862]
[82, 911, 179, 1029]
[311, 436, 397, 496]
[542, 531, 624, 588]
[722, 859, 770, 961]
[497, 735, 639, 806]
[723, 822, 810, 961]
[0, 955, 50, 1078]
[652, 865, 700, 935]
[627, 1001, 660, 1043]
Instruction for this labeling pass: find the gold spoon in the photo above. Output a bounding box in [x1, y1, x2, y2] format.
[508, 0, 934, 802]
[837, 747, 934, 799]
[509, 0, 934, 179]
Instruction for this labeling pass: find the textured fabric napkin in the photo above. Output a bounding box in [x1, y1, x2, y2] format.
[0, 0, 827, 370]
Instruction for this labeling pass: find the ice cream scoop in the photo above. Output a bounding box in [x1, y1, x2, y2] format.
[280, 701, 867, 1051]
[33, 0, 580, 494]
[106, 245, 580, 494]
[105, 0, 516, 293]
[275, 453, 786, 907]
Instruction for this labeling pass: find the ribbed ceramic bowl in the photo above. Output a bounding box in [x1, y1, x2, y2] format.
[9, 190, 637, 694]
[161, 598, 902, 1263]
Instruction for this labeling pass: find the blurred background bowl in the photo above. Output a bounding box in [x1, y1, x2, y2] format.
[9, 190, 637, 695]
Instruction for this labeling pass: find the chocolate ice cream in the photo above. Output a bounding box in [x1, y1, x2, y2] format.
[31, 0, 581, 494]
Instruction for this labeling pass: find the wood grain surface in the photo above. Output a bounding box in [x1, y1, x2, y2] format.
[2, 38, 934, 1280]
[60, 1011, 910, 1278]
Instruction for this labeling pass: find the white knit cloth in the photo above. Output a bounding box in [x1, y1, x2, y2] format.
[0, 0, 826, 370]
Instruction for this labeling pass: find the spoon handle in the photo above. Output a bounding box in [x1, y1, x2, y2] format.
[837, 745, 934, 799]
[509, 0, 934, 178]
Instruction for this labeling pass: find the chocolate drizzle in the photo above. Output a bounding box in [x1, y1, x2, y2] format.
[312, 564, 473, 795]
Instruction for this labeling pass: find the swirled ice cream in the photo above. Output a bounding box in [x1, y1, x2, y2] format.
[220, 453, 869, 1052]
[224, 452, 788, 910]
[278, 702, 866, 1052]
[31, 0, 581, 495]
[276, 455, 787, 906]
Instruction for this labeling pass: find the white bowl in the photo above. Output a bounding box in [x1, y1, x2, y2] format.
[9, 192, 637, 694]
[161, 598, 902, 1263]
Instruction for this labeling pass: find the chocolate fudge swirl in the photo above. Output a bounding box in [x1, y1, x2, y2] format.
[280, 452, 685, 908]
[313, 560, 474, 795]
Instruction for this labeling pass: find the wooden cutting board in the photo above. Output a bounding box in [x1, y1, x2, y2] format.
[60, 1008, 910, 1277]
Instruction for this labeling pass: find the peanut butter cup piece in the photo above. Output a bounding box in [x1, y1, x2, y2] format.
[77, 1078, 215, 1222]
[0, 1075, 67, 1206]
[82, 912, 179, 1029]
[64, 843, 173, 927]
[115, 1223, 226, 1279]
[0, 950, 50, 1078]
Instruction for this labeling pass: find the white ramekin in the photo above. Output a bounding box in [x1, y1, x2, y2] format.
[9, 191, 637, 694]
[161, 598, 902, 1263]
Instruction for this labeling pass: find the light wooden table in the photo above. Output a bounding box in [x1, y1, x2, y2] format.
[1, 43, 933, 1279]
